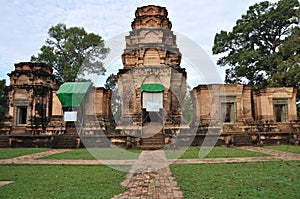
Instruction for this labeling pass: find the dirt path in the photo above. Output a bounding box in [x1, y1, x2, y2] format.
[173, 146, 300, 164]
[239, 146, 300, 159]
[0, 149, 70, 164]
[0, 181, 14, 187]
[13, 149, 71, 159]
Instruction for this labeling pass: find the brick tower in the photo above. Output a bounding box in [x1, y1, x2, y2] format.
[6, 62, 56, 135]
[117, 5, 187, 149]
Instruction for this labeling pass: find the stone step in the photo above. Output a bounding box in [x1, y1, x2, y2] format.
[140, 144, 165, 150]
[142, 141, 164, 146]
[142, 136, 164, 142]
[139, 124, 166, 150]
[0, 136, 9, 148]
[140, 135, 165, 150]
[142, 130, 163, 136]
[52, 135, 79, 149]
[141, 133, 164, 139]
[141, 133, 163, 138]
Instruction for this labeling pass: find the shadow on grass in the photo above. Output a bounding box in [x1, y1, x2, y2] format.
[0, 148, 51, 159]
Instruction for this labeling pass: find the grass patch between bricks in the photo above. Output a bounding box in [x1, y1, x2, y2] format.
[171, 161, 300, 199]
[264, 145, 300, 154]
[0, 164, 127, 199]
[165, 146, 270, 159]
[40, 148, 142, 160]
[0, 148, 51, 159]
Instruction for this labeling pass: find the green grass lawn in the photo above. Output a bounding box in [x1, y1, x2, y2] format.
[0, 165, 127, 199]
[171, 161, 300, 199]
[265, 145, 300, 154]
[40, 148, 142, 160]
[0, 148, 50, 159]
[165, 146, 270, 159]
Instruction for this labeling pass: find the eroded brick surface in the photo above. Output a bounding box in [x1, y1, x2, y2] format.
[113, 167, 183, 199]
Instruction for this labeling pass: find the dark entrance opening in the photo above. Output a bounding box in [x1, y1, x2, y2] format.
[273, 99, 288, 123]
[221, 102, 235, 123]
[18, 106, 27, 124]
[274, 104, 287, 122]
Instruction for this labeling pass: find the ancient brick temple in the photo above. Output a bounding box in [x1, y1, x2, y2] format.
[0, 5, 299, 148]
[5, 62, 56, 135]
[191, 85, 299, 146]
[191, 85, 298, 125]
[0, 62, 112, 148]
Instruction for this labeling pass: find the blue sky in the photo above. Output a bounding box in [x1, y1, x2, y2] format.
[0, 0, 278, 86]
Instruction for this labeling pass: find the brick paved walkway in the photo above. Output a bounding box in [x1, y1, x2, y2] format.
[112, 150, 183, 199]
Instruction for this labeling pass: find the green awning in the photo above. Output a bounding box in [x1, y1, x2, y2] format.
[56, 82, 92, 107]
[140, 83, 164, 93]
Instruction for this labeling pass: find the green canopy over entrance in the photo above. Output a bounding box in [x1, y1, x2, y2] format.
[140, 83, 164, 93]
[56, 82, 92, 107]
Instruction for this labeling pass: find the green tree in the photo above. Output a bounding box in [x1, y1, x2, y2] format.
[269, 26, 300, 101]
[212, 0, 299, 90]
[0, 80, 7, 127]
[104, 74, 121, 123]
[31, 23, 109, 84]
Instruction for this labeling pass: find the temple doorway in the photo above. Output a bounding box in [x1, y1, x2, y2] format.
[140, 84, 164, 125]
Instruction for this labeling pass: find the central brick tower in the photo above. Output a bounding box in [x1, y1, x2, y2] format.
[117, 5, 187, 149]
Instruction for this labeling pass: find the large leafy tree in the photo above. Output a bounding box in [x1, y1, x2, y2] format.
[31, 23, 109, 84]
[0, 80, 7, 127]
[275, 27, 300, 119]
[270, 27, 300, 90]
[212, 0, 299, 91]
